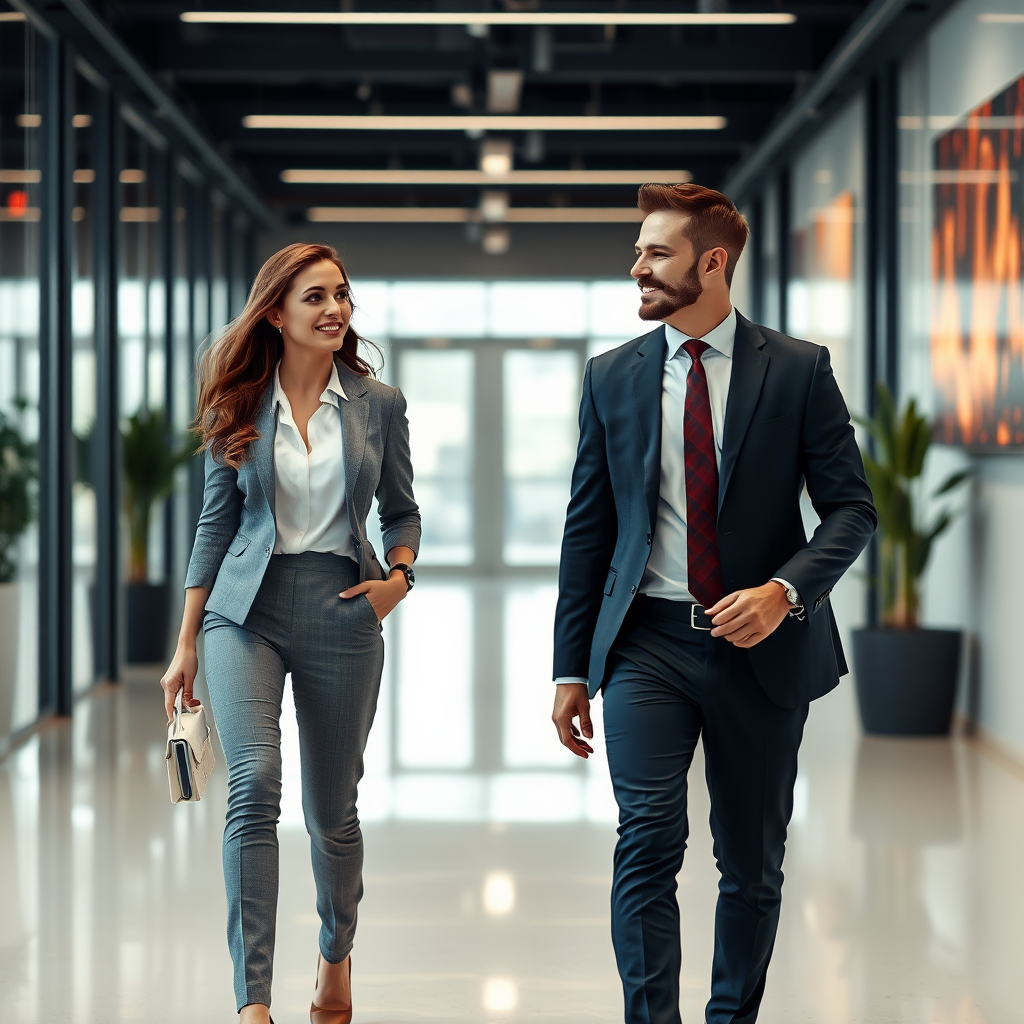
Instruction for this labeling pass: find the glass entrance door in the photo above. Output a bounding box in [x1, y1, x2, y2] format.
[394, 340, 584, 571]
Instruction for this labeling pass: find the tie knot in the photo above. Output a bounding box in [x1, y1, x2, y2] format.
[682, 338, 710, 361]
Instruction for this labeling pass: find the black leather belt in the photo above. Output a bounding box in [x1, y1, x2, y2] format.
[632, 594, 714, 630]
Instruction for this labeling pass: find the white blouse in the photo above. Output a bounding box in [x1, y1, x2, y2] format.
[271, 361, 355, 559]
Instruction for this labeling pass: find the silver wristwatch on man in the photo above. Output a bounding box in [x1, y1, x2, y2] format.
[770, 578, 805, 620]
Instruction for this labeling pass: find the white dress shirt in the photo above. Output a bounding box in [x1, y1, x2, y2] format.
[272, 361, 356, 559]
[640, 308, 737, 601]
[555, 307, 801, 684]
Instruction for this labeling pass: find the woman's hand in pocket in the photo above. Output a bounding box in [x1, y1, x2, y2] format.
[340, 572, 408, 622]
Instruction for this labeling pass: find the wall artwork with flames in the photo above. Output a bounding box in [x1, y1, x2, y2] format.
[932, 73, 1024, 449]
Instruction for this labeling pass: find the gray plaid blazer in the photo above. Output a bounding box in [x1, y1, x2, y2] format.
[184, 356, 421, 626]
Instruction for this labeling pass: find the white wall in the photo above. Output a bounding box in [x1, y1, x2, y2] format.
[900, 0, 1024, 756]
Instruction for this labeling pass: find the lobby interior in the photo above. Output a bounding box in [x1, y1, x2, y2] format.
[2, 2, 1024, 1021]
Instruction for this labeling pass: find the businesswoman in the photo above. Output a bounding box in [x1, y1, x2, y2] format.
[160, 243, 420, 1024]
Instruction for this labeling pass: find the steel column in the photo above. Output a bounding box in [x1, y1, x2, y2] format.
[37, 36, 74, 716]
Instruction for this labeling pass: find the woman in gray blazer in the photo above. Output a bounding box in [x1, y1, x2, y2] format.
[160, 243, 420, 1024]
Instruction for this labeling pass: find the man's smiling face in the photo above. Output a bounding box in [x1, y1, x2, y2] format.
[630, 210, 704, 321]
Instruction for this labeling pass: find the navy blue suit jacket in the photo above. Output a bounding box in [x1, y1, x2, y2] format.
[552, 312, 877, 709]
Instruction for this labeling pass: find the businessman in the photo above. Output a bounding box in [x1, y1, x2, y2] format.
[552, 183, 876, 1024]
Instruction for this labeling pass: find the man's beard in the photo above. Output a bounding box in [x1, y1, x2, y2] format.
[637, 257, 703, 320]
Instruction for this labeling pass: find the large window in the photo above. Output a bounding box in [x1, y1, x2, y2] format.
[0, 11, 44, 740]
[352, 279, 645, 569]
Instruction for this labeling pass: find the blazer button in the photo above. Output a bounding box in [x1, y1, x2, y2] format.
[630, 585, 637, 594]
[265, 546, 271, 557]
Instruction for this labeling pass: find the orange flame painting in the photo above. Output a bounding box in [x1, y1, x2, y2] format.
[932, 73, 1024, 448]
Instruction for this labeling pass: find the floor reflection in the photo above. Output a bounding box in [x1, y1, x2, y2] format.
[0, 576, 1022, 1022]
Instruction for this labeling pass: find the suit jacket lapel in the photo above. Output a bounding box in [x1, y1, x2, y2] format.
[631, 325, 667, 532]
[336, 359, 370, 518]
[252, 385, 276, 520]
[719, 313, 768, 511]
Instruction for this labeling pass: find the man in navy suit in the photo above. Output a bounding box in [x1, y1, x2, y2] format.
[551, 183, 875, 1024]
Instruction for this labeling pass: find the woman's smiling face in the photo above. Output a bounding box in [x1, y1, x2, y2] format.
[270, 259, 352, 353]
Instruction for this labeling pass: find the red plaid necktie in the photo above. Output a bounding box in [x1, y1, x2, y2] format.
[681, 339, 724, 608]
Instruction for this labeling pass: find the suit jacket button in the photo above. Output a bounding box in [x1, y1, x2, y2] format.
[265, 546, 271, 556]
[630, 585, 637, 594]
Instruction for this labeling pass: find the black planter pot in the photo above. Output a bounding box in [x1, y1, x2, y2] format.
[125, 582, 172, 664]
[852, 628, 962, 736]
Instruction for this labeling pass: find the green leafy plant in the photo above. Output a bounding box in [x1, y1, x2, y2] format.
[0, 405, 38, 585]
[122, 408, 199, 584]
[855, 382, 970, 629]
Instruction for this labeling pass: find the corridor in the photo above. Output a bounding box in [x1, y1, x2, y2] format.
[1, 577, 1022, 1023]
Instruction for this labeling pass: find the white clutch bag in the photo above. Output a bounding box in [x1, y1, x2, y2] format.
[165, 696, 216, 803]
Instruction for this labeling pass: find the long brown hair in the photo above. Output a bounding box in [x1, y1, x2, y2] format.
[195, 242, 378, 468]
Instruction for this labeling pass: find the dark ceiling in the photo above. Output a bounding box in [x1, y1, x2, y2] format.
[96, 2, 871, 220]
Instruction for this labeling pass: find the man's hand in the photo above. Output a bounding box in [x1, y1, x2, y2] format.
[705, 582, 791, 648]
[552, 683, 595, 759]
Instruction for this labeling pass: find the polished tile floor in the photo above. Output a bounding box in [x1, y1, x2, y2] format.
[1, 577, 1022, 1022]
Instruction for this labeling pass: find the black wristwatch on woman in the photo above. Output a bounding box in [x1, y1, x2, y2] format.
[389, 562, 415, 592]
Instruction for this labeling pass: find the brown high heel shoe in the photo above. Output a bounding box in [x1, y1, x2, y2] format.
[310, 952, 352, 1024]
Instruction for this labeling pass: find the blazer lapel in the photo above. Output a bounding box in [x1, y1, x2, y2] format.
[718, 313, 768, 511]
[336, 360, 370, 517]
[631, 325, 667, 532]
[252, 385, 276, 519]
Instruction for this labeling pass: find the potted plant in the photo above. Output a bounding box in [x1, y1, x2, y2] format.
[852, 382, 970, 735]
[0, 405, 37, 743]
[122, 408, 198, 663]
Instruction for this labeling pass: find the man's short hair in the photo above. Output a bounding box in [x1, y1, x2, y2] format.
[637, 183, 749, 286]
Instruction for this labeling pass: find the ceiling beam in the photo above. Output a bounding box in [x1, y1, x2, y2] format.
[154, 38, 818, 84]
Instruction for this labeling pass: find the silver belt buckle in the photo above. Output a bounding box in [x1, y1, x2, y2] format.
[690, 604, 712, 630]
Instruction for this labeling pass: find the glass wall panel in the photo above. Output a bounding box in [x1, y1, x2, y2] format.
[229, 213, 250, 319]
[209, 195, 228, 338]
[118, 118, 169, 664]
[761, 180, 782, 332]
[168, 170, 194, 603]
[0, 11, 43, 737]
[503, 349, 580, 565]
[787, 96, 869, 657]
[899, 0, 1024, 749]
[71, 71, 100, 694]
[788, 96, 867, 413]
[398, 349, 474, 565]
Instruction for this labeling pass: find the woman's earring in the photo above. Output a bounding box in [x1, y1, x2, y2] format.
[276, 325, 282, 334]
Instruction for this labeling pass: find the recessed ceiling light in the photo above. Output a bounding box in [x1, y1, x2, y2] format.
[482, 227, 511, 256]
[479, 139, 514, 177]
[480, 190, 510, 222]
[282, 169, 692, 186]
[977, 13, 1024, 22]
[245, 115, 726, 131]
[487, 71, 523, 115]
[183, 11, 796, 26]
